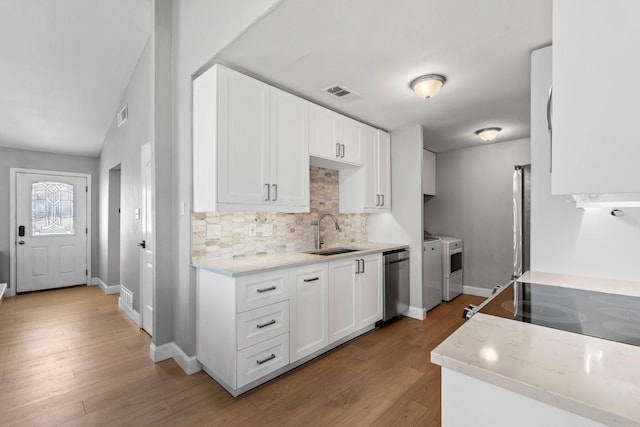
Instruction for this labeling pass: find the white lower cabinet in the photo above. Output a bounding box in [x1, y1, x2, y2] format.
[196, 252, 384, 396]
[290, 264, 329, 363]
[328, 253, 383, 344]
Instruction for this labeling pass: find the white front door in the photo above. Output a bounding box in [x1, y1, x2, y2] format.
[16, 172, 87, 292]
[140, 142, 153, 336]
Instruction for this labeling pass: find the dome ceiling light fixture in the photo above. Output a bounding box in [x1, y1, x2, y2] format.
[475, 127, 502, 141]
[410, 74, 447, 98]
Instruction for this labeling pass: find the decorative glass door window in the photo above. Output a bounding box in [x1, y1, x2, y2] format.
[31, 181, 75, 236]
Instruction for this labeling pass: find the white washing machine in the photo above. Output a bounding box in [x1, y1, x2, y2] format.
[434, 236, 463, 301]
[423, 237, 442, 311]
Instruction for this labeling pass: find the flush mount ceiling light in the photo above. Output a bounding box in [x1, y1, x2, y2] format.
[410, 74, 447, 98]
[475, 127, 502, 141]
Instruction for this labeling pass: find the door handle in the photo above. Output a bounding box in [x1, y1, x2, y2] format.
[355, 259, 360, 274]
[138, 240, 146, 249]
[18, 240, 25, 245]
[380, 194, 384, 207]
[360, 258, 365, 274]
[341, 144, 345, 158]
[271, 184, 277, 201]
[264, 183, 270, 202]
[336, 143, 341, 157]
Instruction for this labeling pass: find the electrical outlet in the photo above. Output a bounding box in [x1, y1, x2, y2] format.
[247, 224, 257, 237]
[262, 223, 273, 237]
[206, 224, 221, 239]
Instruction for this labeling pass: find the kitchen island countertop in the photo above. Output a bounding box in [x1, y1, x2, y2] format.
[431, 271, 640, 426]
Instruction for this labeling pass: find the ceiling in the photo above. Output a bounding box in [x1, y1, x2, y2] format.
[0, 0, 150, 156]
[216, 0, 552, 153]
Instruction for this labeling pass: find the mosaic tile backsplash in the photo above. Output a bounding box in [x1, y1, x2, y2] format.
[192, 167, 368, 259]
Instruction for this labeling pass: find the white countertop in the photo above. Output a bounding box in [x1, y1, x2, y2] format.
[192, 242, 408, 276]
[431, 271, 640, 426]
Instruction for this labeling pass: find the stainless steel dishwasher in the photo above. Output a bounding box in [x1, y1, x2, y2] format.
[382, 248, 410, 321]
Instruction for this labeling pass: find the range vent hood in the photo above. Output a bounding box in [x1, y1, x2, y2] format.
[573, 193, 640, 209]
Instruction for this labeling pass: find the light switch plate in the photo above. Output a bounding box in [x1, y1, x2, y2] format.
[262, 223, 273, 237]
[206, 224, 221, 239]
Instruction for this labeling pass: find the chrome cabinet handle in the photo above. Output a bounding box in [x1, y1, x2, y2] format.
[271, 184, 277, 201]
[376, 194, 380, 207]
[360, 259, 365, 273]
[355, 259, 360, 274]
[256, 319, 276, 329]
[256, 354, 276, 365]
[341, 144, 345, 158]
[547, 84, 553, 173]
[264, 183, 270, 201]
[336, 143, 341, 157]
[257, 286, 276, 293]
[303, 277, 319, 282]
[380, 194, 384, 207]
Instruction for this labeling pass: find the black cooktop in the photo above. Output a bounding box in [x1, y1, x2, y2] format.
[479, 281, 640, 347]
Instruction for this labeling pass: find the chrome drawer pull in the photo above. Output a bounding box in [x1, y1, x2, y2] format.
[257, 286, 277, 293]
[256, 319, 276, 329]
[256, 354, 276, 365]
[303, 277, 319, 282]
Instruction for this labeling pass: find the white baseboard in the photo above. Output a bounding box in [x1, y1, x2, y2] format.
[118, 297, 141, 326]
[463, 285, 492, 298]
[150, 342, 202, 375]
[404, 305, 426, 320]
[90, 277, 121, 295]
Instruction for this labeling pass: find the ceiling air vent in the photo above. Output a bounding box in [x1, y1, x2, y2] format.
[117, 104, 128, 127]
[322, 84, 360, 100]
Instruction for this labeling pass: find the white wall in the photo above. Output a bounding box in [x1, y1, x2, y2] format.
[98, 39, 151, 307]
[369, 125, 425, 319]
[0, 147, 98, 289]
[424, 139, 531, 290]
[531, 46, 640, 281]
[170, 0, 281, 355]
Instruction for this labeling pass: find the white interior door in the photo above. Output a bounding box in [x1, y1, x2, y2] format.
[16, 172, 87, 292]
[140, 142, 153, 336]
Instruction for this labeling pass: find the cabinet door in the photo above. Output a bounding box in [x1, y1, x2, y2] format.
[217, 67, 270, 204]
[309, 103, 338, 159]
[328, 258, 358, 343]
[377, 131, 391, 209]
[337, 115, 362, 165]
[270, 88, 310, 209]
[290, 264, 329, 362]
[359, 254, 383, 327]
[552, 0, 640, 195]
[362, 125, 379, 209]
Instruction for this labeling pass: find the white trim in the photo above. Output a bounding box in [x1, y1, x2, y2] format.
[90, 277, 121, 295]
[404, 305, 426, 320]
[9, 168, 92, 297]
[463, 286, 493, 298]
[149, 342, 202, 375]
[118, 297, 141, 326]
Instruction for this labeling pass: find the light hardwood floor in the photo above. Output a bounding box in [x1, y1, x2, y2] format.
[0, 285, 484, 426]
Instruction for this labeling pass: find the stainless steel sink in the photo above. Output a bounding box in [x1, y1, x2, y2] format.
[306, 247, 363, 256]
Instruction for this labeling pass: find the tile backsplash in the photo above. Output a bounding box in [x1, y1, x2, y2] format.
[192, 167, 368, 259]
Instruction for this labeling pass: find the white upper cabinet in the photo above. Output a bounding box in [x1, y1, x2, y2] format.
[309, 103, 362, 166]
[552, 0, 640, 195]
[422, 149, 436, 195]
[269, 87, 310, 209]
[192, 65, 309, 212]
[340, 128, 391, 213]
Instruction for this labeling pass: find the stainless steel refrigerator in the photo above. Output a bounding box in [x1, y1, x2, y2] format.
[513, 165, 531, 279]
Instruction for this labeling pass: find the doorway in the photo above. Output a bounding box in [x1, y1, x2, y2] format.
[108, 165, 121, 288]
[10, 169, 92, 294]
[140, 142, 153, 336]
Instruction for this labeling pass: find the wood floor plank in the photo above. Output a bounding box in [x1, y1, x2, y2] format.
[0, 286, 484, 426]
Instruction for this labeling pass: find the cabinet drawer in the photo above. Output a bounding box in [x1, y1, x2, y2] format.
[237, 301, 289, 350]
[237, 271, 289, 312]
[237, 333, 289, 388]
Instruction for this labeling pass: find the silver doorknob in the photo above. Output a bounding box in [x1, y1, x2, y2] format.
[18, 240, 25, 245]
